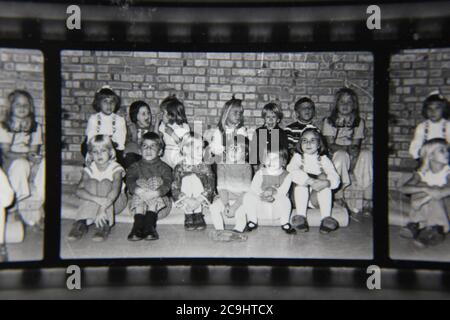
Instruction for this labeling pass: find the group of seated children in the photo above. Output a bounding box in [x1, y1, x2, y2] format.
[67, 85, 374, 243]
[400, 91, 450, 248]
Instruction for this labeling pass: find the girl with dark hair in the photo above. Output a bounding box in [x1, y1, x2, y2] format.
[287, 128, 341, 234]
[409, 90, 450, 160]
[322, 87, 373, 215]
[123, 100, 154, 168]
[85, 86, 127, 165]
[157, 95, 190, 168]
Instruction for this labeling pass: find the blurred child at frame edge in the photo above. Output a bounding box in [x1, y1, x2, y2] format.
[400, 138, 450, 248]
[123, 100, 154, 169]
[157, 95, 190, 169]
[67, 135, 127, 242]
[210, 135, 252, 231]
[126, 132, 172, 241]
[172, 132, 215, 231]
[409, 90, 450, 161]
[0, 167, 14, 262]
[83, 86, 127, 166]
[287, 128, 341, 234]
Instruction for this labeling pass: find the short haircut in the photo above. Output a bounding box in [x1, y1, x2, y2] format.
[422, 93, 449, 119]
[294, 97, 315, 113]
[262, 102, 283, 121]
[295, 127, 328, 156]
[93, 87, 121, 113]
[129, 100, 151, 124]
[141, 131, 164, 150]
[87, 134, 116, 159]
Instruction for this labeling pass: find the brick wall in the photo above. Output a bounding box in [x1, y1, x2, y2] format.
[389, 48, 450, 174]
[61, 50, 374, 170]
[0, 48, 45, 128]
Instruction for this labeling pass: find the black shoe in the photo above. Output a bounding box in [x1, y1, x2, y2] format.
[127, 214, 145, 241]
[67, 220, 88, 242]
[184, 214, 196, 231]
[92, 222, 111, 242]
[319, 216, 339, 234]
[244, 221, 258, 232]
[428, 226, 446, 246]
[281, 223, 297, 234]
[143, 211, 159, 241]
[194, 213, 207, 231]
[0, 244, 8, 263]
[292, 215, 309, 232]
[399, 222, 420, 239]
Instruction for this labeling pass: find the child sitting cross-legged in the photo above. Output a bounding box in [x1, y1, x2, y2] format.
[126, 132, 172, 241]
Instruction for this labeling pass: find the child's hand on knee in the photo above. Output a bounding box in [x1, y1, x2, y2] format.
[95, 211, 108, 228]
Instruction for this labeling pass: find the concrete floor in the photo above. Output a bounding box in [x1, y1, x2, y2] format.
[6, 227, 43, 262]
[60, 216, 373, 260]
[390, 226, 450, 262]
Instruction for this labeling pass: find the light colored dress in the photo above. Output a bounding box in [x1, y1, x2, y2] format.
[159, 122, 190, 169]
[86, 112, 127, 151]
[409, 119, 450, 159]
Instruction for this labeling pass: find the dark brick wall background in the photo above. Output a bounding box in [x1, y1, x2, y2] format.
[61, 50, 374, 181]
[389, 48, 450, 178]
[0, 49, 45, 130]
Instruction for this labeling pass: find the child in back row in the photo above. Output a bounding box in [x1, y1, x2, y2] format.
[287, 128, 341, 234]
[85, 86, 127, 166]
[401, 138, 450, 247]
[210, 135, 253, 231]
[158, 95, 190, 169]
[409, 91, 450, 160]
[126, 132, 172, 241]
[67, 135, 127, 242]
[172, 132, 216, 231]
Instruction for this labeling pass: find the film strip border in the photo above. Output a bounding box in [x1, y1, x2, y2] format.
[0, 266, 450, 298]
[0, 1, 449, 46]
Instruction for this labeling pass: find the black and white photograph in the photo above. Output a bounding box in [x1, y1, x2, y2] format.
[60, 50, 374, 260]
[389, 48, 450, 261]
[0, 48, 45, 262]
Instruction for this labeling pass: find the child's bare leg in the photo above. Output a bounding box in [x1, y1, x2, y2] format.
[210, 198, 225, 230]
[294, 185, 309, 217]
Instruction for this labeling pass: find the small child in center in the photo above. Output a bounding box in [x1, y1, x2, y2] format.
[210, 135, 253, 231]
[287, 128, 341, 234]
[235, 147, 296, 234]
[126, 132, 172, 241]
[172, 132, 216, 231]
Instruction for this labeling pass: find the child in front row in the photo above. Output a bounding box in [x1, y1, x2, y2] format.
[401, 138, 450, 247]
[126, 132, 172, 241]
[210, 135, 253, 231]
[67, 135, 127, 242]
[287, 128, 341, 234]
[235, 147, 296, 234]
[172, 132, 216, 231]
[409, 91, 450, 160]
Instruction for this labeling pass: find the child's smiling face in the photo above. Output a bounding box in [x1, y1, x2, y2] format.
[431, 144, 449, 165]
[91, 146, 111, 166]
[300, 131, 320, 155]
[100, 97, 116, 115]
[11, 95, 32, 119]
[137, 106, 152, 128]
[295, 102, 314, 122]
[336, 93, 354, 116]
[264, 110, 279, 129]
[141, 139, 160, 161]
[427, 102, 445, 122]
[226, 106, 242, 127]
